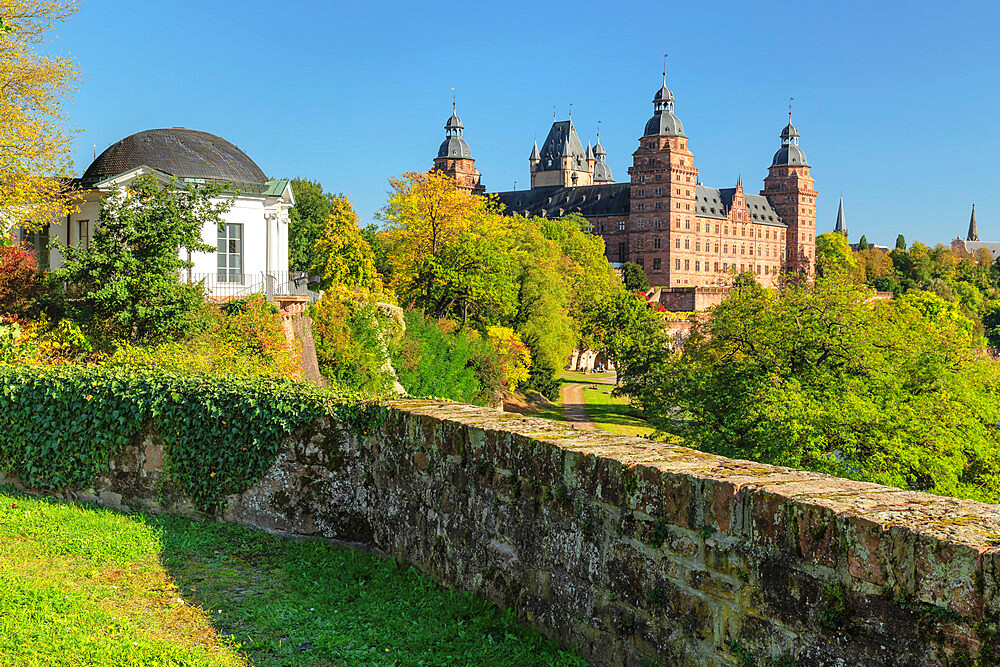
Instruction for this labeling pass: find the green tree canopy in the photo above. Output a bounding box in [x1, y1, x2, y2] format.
[815, 232, 856, 277]
[288, 179, 339, 274]
[857, 235, 869, 250]
[52, 175, 230, 345]
[620, 262, 650, 292]
[623, 273, 1000, 502]
[895, 234, 907, 250]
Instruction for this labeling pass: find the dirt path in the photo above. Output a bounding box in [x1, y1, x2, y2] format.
[561, 382, 596, 430]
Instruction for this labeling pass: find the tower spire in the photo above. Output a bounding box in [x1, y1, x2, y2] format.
[662, 53, 667, 86]
[968, 203, 979, 242]
[834, 196, 847, 238]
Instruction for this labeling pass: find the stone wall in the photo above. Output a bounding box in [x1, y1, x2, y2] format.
[14, 401, 1000, 666]
[659, 287, 731, 312]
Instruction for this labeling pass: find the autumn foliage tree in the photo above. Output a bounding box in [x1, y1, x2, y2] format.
[309, 196, 383, 294]
[0, 0, 80, 234]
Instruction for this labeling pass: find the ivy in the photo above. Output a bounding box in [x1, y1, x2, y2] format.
[0, 366, 377, 511]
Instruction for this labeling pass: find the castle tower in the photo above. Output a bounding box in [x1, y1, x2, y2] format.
[530, 119, 593, 188]
[433, 103, 485, 195]
[762, 114, 817, 274]
[834, 196, 847, 237]
[628, 73, 698, 285]
[592, 136, 613, 183]
[968, 204, 979, 241]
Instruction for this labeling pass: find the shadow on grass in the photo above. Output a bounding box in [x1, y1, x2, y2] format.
[0, 486, 584, 666]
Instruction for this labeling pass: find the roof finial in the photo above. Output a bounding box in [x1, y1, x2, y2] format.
[788, 96, 793, 122]
[596, 120, 601, 142]
[451, 87, 456, 114]
[569, 103, 573, 119]
[662, 53, 667, 85]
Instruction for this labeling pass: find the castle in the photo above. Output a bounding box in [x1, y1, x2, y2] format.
[432, 76, 818, 288]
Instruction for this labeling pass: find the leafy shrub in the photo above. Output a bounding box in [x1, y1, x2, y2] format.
[0, 365, 376, 510]
[312, 290, 394, 394]
[391, 311, 497, 404]
[522, 334, 561, 400]
[0, 244, 42, 321]
[106, 295, 299, 378]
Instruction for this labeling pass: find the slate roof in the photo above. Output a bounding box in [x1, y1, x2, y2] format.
[718, 188, 786, 227]
[82, 128, 268, 187]
[493, 182, 785, 226]
[493, 183, 630, 218]
[537, 120, 589, 172]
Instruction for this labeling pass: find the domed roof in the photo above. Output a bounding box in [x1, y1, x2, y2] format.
[771, 143, 808, 166]
[445, 112, 463, 131]
[780, 121, 800, 141]
[593, 161, 613, 183]
[653, 84, 675, 104]
[438, 136, 472, 159]
[644, 110, 685, 137]
[82, 128, 267, 186]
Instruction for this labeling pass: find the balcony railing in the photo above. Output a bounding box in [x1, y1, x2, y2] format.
[180, 271, 319, 302]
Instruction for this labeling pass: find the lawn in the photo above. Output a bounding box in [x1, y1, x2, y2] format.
[579, 385, 657, 439]
[0, 486, 585, 667]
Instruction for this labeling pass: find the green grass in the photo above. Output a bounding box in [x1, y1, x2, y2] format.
[0, 486, 585, 666]
[579, 385, 657, 439]
[559, 370, 615, 383]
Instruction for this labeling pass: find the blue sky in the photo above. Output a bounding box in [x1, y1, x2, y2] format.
[52, 0, 999, 246]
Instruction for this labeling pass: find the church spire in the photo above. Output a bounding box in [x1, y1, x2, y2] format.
[834, 196, 847, 237]
[967, 203, 979, 242]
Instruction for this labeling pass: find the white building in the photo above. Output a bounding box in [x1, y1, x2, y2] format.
[20, 127, 298, 298]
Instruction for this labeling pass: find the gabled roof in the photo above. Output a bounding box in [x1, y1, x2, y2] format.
[695, 185, 786, 226]
[493, 183, 630, 218]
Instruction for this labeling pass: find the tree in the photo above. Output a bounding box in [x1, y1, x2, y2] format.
[625, 273, 1000, 503]
[815, 232, 855, 277]
[0, 0, 80, 234]
[857, 235, 869, 250]
[52, 175, 231, 344]
[983, 301, 1000, 349]
[379, 170, 498, 303]
[287, 179, 338, 274]
[895, 235, 906, 250]
[309, 196, 383, 293]
[621, 262, 649, 292]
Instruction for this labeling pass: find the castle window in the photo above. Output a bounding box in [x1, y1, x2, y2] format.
[714, 262, 719, 271]
[684, 259, 690, 270]
[685, 220, 690, 229]
[695, 241, 701, 251]
[714, 243, 719, 253]
[619, 220, 626, 231]
[640, 175, 646, 183]
[695, 261, 701, 271]
[675, 259, 681, 270]
[654, 202, 661, 210]
[638, 239, 644, 249]
[741, 246, 745, 255]
[675, 220, 681, 229]
[637, 219, 645, 230]
[637, 189, 644, 196]
[675, 188, 681, 195]
[637, 258, 644, 268]
[654, 218, 661, 229]
[655, 188, 662, 196]
[724, 226, 728, 234]
[675, 237, 680, 249]
[653, 258, 661, 270]
[685, 204, 690, 210]
[696, 222, 701, 232]
[601, 222, 606, 232]
[654, 237, 661, 249]
[675, 202, 680, 209]
[655, 174, 661, 182]
[684, 238, 690, 249]
[724, 243, 728, 253]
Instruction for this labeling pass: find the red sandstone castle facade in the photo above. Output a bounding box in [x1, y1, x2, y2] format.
[432, 78, 816, 287]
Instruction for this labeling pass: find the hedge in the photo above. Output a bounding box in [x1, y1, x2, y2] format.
[0, 365, 384, 510]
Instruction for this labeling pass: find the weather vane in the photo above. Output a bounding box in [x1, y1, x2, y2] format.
[451, 87, 456, 112]
[662, 53, 668, 84]
[788, 96, 794, 121]
[568, 103, 573, 119]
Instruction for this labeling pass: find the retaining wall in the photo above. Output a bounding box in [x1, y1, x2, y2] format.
[13, 401, 1000, 666]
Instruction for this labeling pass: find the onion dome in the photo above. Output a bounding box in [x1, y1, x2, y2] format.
[643, 78, 685, 138]
[771, 115, 808, 167]
[82, 128, 267, 187]
[437, 104, 472, 159]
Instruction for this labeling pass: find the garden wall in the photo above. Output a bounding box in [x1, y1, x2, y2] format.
[12, 400, 1000, 666]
